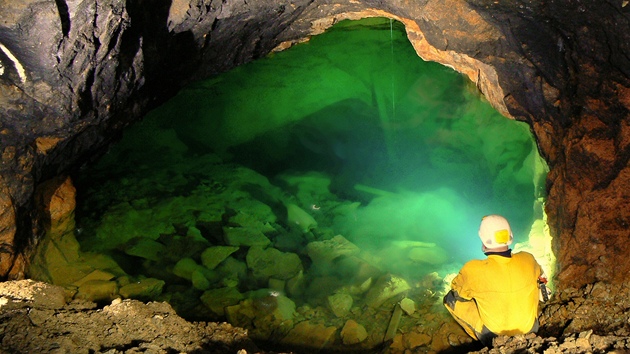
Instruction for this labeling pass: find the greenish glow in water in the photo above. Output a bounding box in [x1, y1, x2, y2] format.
[74, 18, 548, 348]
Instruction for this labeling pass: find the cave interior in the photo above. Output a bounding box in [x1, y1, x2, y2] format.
[1, 0, 629, 351]
[25, 18, 553, 349]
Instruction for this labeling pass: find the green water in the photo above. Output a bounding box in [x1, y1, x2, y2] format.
[74, 18, 546, 349]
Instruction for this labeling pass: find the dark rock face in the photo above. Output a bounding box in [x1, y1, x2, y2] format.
[0, 0, 629, 325]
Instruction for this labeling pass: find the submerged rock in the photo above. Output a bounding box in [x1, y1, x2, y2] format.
[200, 246, 239, 270]
[200, 287, 245, 316]
[119, 278, 165, 299]
[285, 270, 306, 297]
[72, 269, 116, 287]
[286, 204, 317, 233]
[226, 294, 296, 341]
[223, 227, 271, 247]
[245, 246, 303, 281]
[364, 274, 411, 308]
[276, 171, 334, 207]
[230, 211, 277, 233]
[404, 331, 432, 349]
[400, 297, 416, 315]
[216, 256, 247, 284]
[172, 257, 202, 281]
[327, 292, 353, 318]
[407, 245, 448, 265]
[191, 270, 211, 290]
[306, 234, 359, 265]
[341, 319, 368, 345]
[281, 321, 337, 350]
[75, 280, 118, 302]
[124, 237, 166, 261]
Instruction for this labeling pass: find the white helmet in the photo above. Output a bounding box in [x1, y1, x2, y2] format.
[478, 214, 513, 249]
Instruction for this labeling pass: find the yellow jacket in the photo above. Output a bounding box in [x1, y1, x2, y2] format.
[451, 251, 542, 335]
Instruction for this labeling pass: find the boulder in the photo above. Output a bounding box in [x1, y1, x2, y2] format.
[245, 246, 303, 281]
[276, 172, 334, 206]
[186, 226, 209, 244]
[306, 235, 359, 266]
[364, 274, 411, 308]
[286, 204, 317, 233]
[229, 197, 277, 225]
[327, 293, 353, 318]
[124, 237, 166, 261]
[75, 280, 118, 302]
[230, 212, 277, 233]
[73, 269, 116, 287]
[216, 256, 247, 287]
[172, 257, 202, 281]
[31, 238, 93, 285]
[200, 246, 239, 270]
[118, 278, 165, 299]
[400, 297, 416, 315]
[268, 278, 285, 293]
[82, 252, 127, 276]
[407, 245, 448, 265]
[285, 271, 305, 297]
[191, 270, 211, 290]
[341, 319, 368, 345]
[225, 294, 296, 340]
[404, 331, 432, 349]
[305, 276, 344, 301]
[266, 294, 295, 322]
[223, 227, 271, 247]
[200, 287, 245, 316]
[281, 321, 337, 350]
[334, 255, 382, 282]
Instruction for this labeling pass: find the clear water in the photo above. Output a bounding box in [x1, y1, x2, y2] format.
[74, 18, 547, 351]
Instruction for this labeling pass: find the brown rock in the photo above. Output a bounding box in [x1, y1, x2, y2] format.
[340, 319, 367, 345]
[305, 235, 359, 265]
[0, 184, 18, 278]
[37, 176, 76, 236]
[118, 278, 165, 299]
[75, 280, 118, 302]
[404, 331, 432, 349]
[282, 321, 337, 349]
[327, 293, 353, 318]
[388, 333, 405, 353]
[245, 246, 303, 281]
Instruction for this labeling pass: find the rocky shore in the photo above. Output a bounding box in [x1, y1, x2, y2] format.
[2, 279, 630, 354]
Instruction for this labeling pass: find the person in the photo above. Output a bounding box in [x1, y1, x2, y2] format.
[443, 214, 547, 346]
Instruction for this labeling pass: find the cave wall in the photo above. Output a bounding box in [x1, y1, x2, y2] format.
[0, 0, 629, 294]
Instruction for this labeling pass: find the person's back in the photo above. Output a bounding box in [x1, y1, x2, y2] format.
[443, 214, 544, 346]
[453, 251, 541, 335]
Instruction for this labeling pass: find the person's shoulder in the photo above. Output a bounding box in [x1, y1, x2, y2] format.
[513, 251, 536, 260]
[461, 258, 487, 271]
[463, 257, 486, 265]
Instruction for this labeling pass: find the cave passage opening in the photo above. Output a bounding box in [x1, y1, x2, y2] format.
[68, 18, 552, 349]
